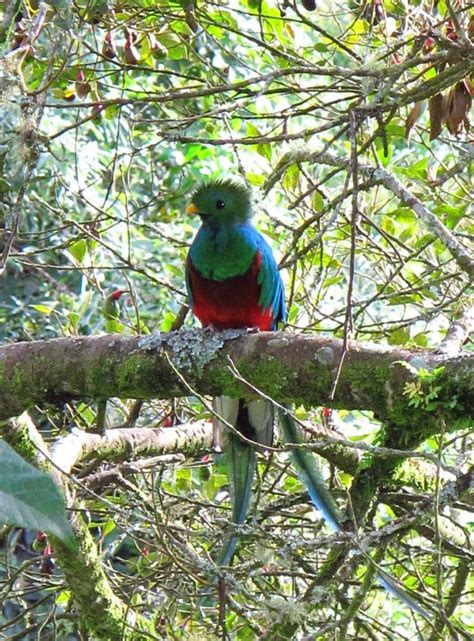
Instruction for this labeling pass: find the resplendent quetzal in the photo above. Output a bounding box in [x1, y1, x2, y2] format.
[184, 179, 339, 565]
[184, 179, 429, 619]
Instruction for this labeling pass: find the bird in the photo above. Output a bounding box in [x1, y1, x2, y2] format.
[185, 179, 343, 561]
[102, 289, 126, 333]
[185, 178, 285, 564]
[184, 178, 429, 619]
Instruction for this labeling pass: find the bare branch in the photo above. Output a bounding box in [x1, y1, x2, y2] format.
[50, 420, 213, 474]
[266, 149, 474, 277]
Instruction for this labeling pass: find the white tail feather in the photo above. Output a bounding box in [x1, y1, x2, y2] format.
[212, 396, 239, 451]
[247, 399, 273, 447]
[213, 397, 274, 449]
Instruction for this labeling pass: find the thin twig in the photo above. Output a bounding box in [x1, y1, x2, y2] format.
[330, 112, 360, 401]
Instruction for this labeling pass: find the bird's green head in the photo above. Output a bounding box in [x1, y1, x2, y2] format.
[186, 179, 253, 225]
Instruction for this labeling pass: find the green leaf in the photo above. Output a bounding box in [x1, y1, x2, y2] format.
[160, 311, 176, 332]
[283, 164, 300, 191]
[324, 275, 343, 287]
[412, 332, 428, 347]
[387, 327, 410, 345]
[313, 42, 329, 53]
[312, 190, 324, 211]
[398, 157, 428, 180]
[68, 239, 88, 264]
[246, 172, 265, 186]
[105, 104, 120, 120]
[31, 304, 56, 315]
[55, 590, 71, 606]
[102, 518, 116, 537]
[435, 203, 465, 229]
[246, 122, 262, 139]
[0, 177, 11, 193]
[256, 142, 272, 161]
[0, 441, 75, 547]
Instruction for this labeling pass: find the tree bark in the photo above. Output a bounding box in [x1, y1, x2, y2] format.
[0, 330, 472, 434]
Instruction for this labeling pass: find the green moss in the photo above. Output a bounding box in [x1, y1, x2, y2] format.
[1, 415, 38, 462]
[109, 353, 145, 398]
[394, 458, 438, 493]
[98, 351, 159, 399]
[305, 361, 339, 402]
[340, 361, 391, 416]
[208, 355, 310, 402]
[51, 522, 155, 640]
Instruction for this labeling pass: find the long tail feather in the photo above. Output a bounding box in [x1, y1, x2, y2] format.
[247, 399, 273, 448]
[279, 408, 341, 532]
[218, 431, 256, 566]
[377, 570, 430, 620]
[212, 396, 239, 453]
[279, 408, 430, 620]
[213, 397, 270, 565]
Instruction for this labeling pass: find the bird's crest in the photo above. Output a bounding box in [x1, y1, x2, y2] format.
[188, 178, 253, 223]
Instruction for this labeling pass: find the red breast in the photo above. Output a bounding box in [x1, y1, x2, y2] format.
[187, 250, 274, 330]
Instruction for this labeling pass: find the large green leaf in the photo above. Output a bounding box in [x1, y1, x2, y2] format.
[0, 440, 75, 547]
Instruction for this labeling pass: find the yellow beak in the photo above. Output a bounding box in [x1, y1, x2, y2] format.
[185, 202, 199, 215]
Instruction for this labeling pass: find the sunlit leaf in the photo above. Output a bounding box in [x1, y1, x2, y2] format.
[31, 304, 56, 314]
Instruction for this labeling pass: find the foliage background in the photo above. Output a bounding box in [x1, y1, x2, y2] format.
[0, 0, 472, 639]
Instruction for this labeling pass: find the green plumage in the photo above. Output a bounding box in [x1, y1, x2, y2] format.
[218, 433, 256, 566]
[102, 291, 124, 333]
[190, 179, 253, 225]
[189, 225, 257, 281]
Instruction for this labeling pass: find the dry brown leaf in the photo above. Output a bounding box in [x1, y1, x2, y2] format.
[405, 101, 424, 141]
[102, 32, 117, 60]
[429, 93, 446, 141]
[463, 77, 474, 97]
[446, 82, 472, 135]
[124, 37, 140, 66]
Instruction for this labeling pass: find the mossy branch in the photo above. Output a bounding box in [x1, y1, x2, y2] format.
[2, 413, 156, 641]
[0, 330, 471, 435]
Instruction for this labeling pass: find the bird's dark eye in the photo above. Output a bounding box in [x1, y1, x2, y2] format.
[216, 200, 225, 210]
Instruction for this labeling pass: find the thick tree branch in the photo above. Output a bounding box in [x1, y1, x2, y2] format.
[0, 331, 471, 434]
[50, 420, 213, 474]
[48, 417, 360, 480]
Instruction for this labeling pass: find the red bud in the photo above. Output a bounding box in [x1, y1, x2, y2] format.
[124, 37, 140, 66]
[103, 32, 118, 59]
[75, 71, 91, 98]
